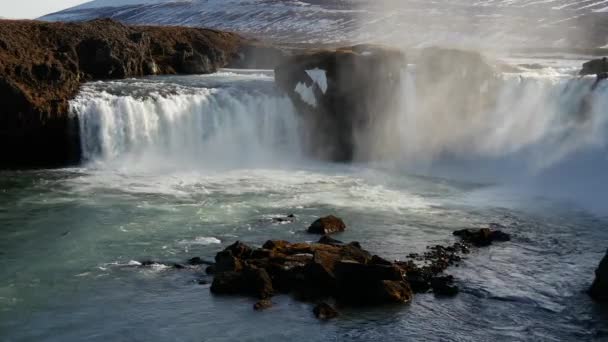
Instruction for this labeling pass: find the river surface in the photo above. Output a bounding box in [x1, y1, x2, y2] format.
[1, 68, 608, 341]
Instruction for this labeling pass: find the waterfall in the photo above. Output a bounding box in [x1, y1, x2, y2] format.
[70, 75, 304, 170]
[358, 68, 608, 173]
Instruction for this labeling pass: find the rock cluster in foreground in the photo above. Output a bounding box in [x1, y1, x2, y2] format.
[205, 218, 511, 317]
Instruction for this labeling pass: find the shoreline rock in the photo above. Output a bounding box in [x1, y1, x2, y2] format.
[590, 249, 608, 301]
[307, 215, 346, 235]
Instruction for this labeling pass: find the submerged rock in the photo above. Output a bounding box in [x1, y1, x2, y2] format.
[272, 214, 296, 224]
[313, 303, 339, 320]
[307, 215, 346, 235]
[318, 235, 344, 245]
[254, 299, 273, 311]
[431, 276, 459, 297]
[187, 257, 214, 266]
[453, 228, 511, 247]
[590, 249, 608, 301]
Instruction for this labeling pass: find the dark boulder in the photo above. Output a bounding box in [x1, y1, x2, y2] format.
[580, 57, 608, 76]
[307, 215, 346, 235]
[254, 299, 273, 311]
[214, 250, 243, 273]
[590, 249, 608, 301]
[430, 275, 459, 296]
[313, 303, 339, 320]
[453, 228, 510, 247]
[318, 235, 343, 245]
[205, 265, 216, 275]
[210, 265, 274, 299]
[187, 257, 214, 266]
[224, 241, 253, 259]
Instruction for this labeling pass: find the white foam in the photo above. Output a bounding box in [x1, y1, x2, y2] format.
[178, 237, 221, 245]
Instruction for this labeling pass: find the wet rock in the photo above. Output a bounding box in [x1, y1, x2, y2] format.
[210, 271, 244, 295]
[254, 299, 273, 311]
[313, 303, 339, 320]
[214, 250, 243, 273]
[399, 242, 471, 294]
[205, 265, 216, 275]
[431, 275, 459, 296]
[318, 235, 344, 245]
[210, 265, 274, 299]
[335, 260, 403, 282]
[590, 249, 608, 301]
[453, 228, 510, 247]
[187, 257, 214, 266]
[224, 241, 253, 259]
[580, 57, 608, 76]
[207, 225, 508, 309]
[307, 215, 346, 235]
[272, 214, 296, 224]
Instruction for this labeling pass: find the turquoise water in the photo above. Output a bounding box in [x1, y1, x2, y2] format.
[2, 71, 608, 341]
[1, 165, 607, 341]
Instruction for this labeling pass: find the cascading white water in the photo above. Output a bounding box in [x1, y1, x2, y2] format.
[71, 75, 304, 170]
[362, 68, 608, 173]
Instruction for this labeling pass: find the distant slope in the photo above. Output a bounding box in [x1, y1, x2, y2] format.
[41, 0, 608, 48]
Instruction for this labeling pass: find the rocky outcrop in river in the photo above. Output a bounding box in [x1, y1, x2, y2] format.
[204, 217, 511, 316]
[0, 19, 284, 169]
[274, 45, 406, 162]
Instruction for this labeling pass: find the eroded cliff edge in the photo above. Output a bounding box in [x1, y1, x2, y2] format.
[0, 18, 282, 168]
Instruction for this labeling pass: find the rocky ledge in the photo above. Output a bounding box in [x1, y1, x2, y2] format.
[200, 216, 511, 317]
[0, 19, 284, 169]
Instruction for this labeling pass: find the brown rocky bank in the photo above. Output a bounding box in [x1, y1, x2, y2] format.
[0, 18, 283, 169]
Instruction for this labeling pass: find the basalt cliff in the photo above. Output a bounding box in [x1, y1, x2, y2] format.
[0, 18, 283, 168]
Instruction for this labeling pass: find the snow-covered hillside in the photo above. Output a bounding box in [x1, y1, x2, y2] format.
[41, 0, 608, 48]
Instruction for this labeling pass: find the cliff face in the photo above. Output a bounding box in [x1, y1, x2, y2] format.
[274, 45, 406, 162]
[0, 19, 281, 168]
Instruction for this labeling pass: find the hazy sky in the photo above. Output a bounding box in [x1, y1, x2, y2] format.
[0, 0, 89, 19]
